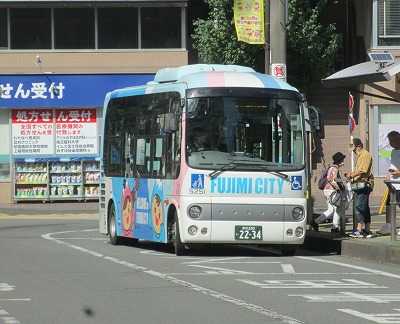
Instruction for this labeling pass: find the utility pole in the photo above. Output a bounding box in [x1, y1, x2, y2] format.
[264, 0, 271, 74]
[268, 0, 287, 80]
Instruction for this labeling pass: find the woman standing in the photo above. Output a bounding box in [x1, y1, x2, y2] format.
[312, 152, 346, 233]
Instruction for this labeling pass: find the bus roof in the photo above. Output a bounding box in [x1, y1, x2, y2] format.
[109, 64, 298, 99]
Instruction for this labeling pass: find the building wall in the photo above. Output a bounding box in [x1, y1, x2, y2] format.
[0, 51, 188, 74]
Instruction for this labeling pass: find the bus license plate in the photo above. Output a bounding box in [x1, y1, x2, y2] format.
[235, 225, 263, 241]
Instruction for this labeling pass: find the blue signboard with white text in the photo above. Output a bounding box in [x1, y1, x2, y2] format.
[0, 74, 154, 108]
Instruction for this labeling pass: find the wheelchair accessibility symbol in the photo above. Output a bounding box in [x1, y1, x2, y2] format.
[290, 176, 302, 191]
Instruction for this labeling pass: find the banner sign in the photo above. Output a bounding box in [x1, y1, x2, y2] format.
[12, 108, 98, 156]
[12, 109, 55, 155]
[0, 74, 153, 108]
[234, 0, 265, 44]
[348, 92, 354, 112]
[55, 109, 97, 155]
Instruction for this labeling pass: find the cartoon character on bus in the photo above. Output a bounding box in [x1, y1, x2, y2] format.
[151, 182, 165, 238]
[151, 194, 163, 236]
[121, 179, 139, 236]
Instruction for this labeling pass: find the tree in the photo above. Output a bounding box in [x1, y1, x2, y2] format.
[286, 0, 342, 93]
[191, 0, 263, 68]
[191, 0, 341, 94]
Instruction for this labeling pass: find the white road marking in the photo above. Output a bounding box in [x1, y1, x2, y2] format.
[183, 257, 249, 265]
[166, 272, 376, 276]
[188, 264, 253, 274]
[0, 284, 14, 292]
[0, 299, 31, 302]
[296, 256, 400, 280]
[290, 292, 400, 303]
[2, 317, 20, 324]
[237, 279, 386, 289]
[281, 264, 296, 274]
[0, 308, 20, 324]
[210, 261, 281, 264]
[338, 308, 400, 323]
[42, 229, 303, 324]
[140, 251, 173, 256]
[58, 237, 106, 240]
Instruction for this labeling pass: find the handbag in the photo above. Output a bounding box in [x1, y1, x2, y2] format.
[329, 190, 343, 207]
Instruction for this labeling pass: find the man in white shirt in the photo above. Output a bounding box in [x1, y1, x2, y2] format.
[381, 131, 400, 235]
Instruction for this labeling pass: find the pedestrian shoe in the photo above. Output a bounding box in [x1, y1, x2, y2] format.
[349, 231, 363, 238]
[362, 230, 373, 239]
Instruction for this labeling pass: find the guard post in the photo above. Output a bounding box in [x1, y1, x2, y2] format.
[384, 180, 399, 241]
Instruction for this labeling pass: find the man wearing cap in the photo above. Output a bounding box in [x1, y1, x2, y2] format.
[312, 151, 346, 233]
[345, 138, 374, 238]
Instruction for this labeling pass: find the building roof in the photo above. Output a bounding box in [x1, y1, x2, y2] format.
[321, 59, 400, 88]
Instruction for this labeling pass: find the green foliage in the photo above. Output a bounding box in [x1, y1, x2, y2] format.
[191, 0, 263, 68]
[286, 0, 342, 93]
[191, 0, 342, 94]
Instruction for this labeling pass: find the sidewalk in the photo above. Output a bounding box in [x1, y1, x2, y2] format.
[305, 204, 400, 265]
[0, 201, 98, 217]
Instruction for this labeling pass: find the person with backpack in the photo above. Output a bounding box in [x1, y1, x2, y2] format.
[311, 152, 346, 233]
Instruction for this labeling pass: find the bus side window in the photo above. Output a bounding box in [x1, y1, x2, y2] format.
[104, 104, 124, 177]
[153, 137, 164, 177]
[124, 132, 135, 178]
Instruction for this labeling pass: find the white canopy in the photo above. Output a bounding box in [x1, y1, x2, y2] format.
[322, 59, 400, 88]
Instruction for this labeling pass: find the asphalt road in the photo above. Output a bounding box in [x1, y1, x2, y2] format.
[1, 218, 400, 324]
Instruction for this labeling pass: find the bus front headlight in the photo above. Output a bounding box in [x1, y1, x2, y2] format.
[188, 205, 202, 219]
[292, 207, 304, 221]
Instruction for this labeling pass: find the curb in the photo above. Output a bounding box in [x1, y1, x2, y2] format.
[0, 213, 97, 220]
[305, 230, 400, 265]
[341, 237, 400, 265]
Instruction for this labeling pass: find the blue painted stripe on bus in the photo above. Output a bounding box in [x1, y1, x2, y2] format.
[110, 87, 146, 99]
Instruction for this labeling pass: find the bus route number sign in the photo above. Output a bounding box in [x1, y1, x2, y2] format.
[235, 225, 263, 241]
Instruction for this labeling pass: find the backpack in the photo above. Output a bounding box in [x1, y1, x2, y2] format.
[317, 168, 329, 190]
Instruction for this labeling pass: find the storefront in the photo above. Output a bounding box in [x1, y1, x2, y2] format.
[0, 73, 153, 203]
[322, 57, 400, 198]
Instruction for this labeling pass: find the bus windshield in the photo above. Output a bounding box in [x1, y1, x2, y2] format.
[186, 91, 304, 171]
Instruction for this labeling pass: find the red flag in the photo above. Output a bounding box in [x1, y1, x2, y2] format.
[349, 114, 356, 133]
[348, 92, 354, 112]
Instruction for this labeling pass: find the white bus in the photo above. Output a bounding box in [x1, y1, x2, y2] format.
[99, 64, 312, 255]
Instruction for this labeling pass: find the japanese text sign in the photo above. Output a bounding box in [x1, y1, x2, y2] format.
[0, 74, 154, 108]
[12, 108, 98, 156]
[234, 0, 265, 44]
[55, 109, 98, 155]
[12, 109, 55, 155]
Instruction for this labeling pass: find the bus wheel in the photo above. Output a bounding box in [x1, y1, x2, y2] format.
[108, 205, 121, 245]
[280, 245, 298, 256]
[174, 216, 186, 256]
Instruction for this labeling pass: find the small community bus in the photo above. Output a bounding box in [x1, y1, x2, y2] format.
[99, 64, 311, 255]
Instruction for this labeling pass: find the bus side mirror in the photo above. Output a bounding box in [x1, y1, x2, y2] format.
[308, 105, 325, 139]
[303, 104, 311, 132]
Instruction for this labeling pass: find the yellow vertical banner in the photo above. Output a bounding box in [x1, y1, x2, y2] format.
[234, 0, 265, 44]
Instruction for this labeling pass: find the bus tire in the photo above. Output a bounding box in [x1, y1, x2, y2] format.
[280, 245, 298, 256]
[108, 204, 121, 245]
[174, 216, 186, 256]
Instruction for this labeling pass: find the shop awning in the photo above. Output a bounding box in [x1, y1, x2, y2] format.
[321, 59, 400, 88]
